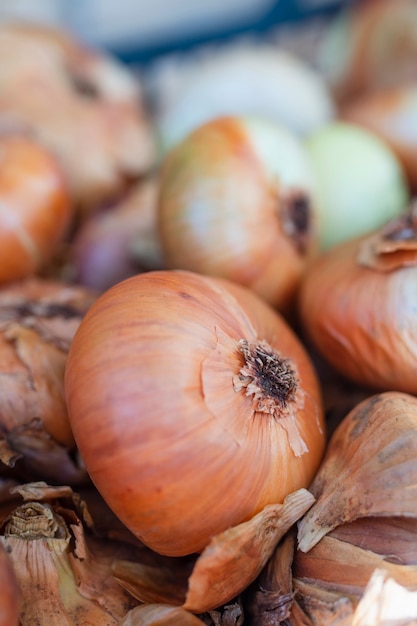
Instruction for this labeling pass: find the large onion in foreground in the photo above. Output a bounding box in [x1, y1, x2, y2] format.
[64, 270, 325, 557]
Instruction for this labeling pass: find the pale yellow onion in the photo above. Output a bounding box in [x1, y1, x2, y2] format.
[305, 121, 409, 251]
[65, 270, 325, 556]
[158, 116, 319, 312]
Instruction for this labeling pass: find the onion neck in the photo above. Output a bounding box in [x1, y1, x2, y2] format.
[233, 339, 299, 418]
[357, 201, 417, 271]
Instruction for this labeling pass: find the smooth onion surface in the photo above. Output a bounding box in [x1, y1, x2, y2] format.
[305, 121, 409, 251]
[342, 85, 417, 191]
[0, 134, 72, 283]
[65, 270, 325, 556]
[155, 44, 335, 152]
[158, 116, 318, 312]
[297, 228, 417, 393]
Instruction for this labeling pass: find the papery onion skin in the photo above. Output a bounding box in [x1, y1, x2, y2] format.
[0, 134, 72, 283]
[65, 270, 325, 557]
[0, 540, 20, 626]
[0, 276, 97, 450]
[297, 221, 417, 393]
[157, 116, 318, 312]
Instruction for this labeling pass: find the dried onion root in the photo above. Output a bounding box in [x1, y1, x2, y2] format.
[0, 481, 146, 625]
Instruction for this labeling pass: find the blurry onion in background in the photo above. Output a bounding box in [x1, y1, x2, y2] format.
[305, 121, 410, 251]
[152, 44, 335, 153]
[316, 0, 417, 103]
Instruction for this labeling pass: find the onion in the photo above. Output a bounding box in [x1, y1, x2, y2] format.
[0, 22, 156, 212]
[297, 205, 417, 393]
[71, 177, 163, 292]
[316, 0, 417, 103]
[305, 121, 409, 251]
[157, 115, 318, 312]
[64, 269, 325, 557]
[341, 84, 417, 192]
[153, 43, 335, 152]
[0, 133, 72, 283]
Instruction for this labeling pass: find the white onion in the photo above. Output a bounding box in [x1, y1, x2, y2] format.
[154, 44, 335, 153]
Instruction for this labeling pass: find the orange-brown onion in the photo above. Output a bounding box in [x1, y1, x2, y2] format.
[0, 134, 72, 283]
[317, 0, 417, 103]
[297, 208, 417, 393]
[64, 270, 325, 557]
[341, 84, 417, 192]
[0, 22, 156, 213]
[157, 116, 318, 313]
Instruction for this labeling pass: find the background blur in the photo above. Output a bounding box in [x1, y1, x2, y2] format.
[0, 0, 352, 64]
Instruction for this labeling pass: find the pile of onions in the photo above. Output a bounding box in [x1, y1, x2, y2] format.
[0, 134, 72, 283]
[297, 204, 417, 393]
[157, 115, 319, 312]
[64, 269, 325, 557]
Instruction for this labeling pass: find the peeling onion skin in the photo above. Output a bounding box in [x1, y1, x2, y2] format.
[0, 134, 72, 283]
[157, 116, 318, 313]
[65, 270, 325, 557]
[297, 212, 417, 393]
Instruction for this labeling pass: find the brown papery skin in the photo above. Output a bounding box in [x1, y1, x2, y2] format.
[65, 270, 325, 556]
[157, 117, 316, 313]
[0, 540, 20, 626]
[0, 134, 72, 283]
[298, 235, 417, 393]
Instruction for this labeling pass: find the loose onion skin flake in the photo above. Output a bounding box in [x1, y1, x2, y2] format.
[65, 270, 325, 557]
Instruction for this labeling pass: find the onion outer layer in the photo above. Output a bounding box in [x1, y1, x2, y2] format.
[65, 269, 325, 556]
